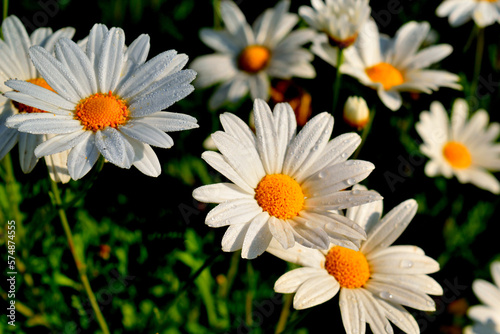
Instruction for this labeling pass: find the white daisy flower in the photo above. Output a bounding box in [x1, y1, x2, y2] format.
[299, 0, 371, 49]
[314, 19, 461, 111]
[4, 23, 198, 180]
[192, 98, 382, 259]
[190, 0, 316, 110]
[269, 185, 442, 334]
[415, 98, 500, 194]
[465, 261, 500, 334]
[437, 0, 500, 28]
[0, 15, 76, 183]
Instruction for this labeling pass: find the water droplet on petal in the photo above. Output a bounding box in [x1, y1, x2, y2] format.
[379, 291, 393, 299]
[347, 178, 355, 185]
[399, 260, 414, 268]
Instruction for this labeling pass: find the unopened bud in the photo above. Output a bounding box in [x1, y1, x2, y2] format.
[343, 96, 369, 129]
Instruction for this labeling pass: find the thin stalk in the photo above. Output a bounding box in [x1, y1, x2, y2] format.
[49, 178, 110, 334]
[332, 48, 345, 114]
[219, 250, 240, 298]
[352, 107, 376, 159]
[470, 27, 484, 99]
[245, 261, 255, 327]
[2, 0, 7, 20]
[274, 293, 293, 334]
[2, 153, 25, 243]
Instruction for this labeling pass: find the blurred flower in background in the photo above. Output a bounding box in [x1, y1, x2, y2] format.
[315, 19, 461, 111]
[270, 185, 442, 334]
[299, 0, 371, 49]
[193, 99, 381, 259]
[436, 0, 500, 27]
[190, 0, 316, 111]
[465, 261, 500, 334]
[269, 79, 312, 127]
[0, 15, 75, 183]
[5, 23, 198, 180]
[416, 99, 500, 194]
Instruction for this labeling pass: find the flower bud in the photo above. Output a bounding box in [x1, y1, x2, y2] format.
[343, 96, 369, 129]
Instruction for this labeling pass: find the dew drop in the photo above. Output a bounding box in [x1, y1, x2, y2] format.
[347, 178, 356, 185]
[352, 189, 360, 195]
[379, 291, 393, 299]
[318, 171, 326, 179]
[341, 152, 348, 159]
[399, 260, 414, 268]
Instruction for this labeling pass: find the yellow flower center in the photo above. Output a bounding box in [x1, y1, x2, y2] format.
[75, 92, 129, 132]
[443, 141, 472, 169]
[13, 78, 55, 114]
[324, 246, 370, 289]
[238, 45, 271, 73]
[254, 174, 304, 220]
[365, 62, 404, 90]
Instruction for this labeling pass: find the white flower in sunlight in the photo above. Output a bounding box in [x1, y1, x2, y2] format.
[190, 0, 316, 110]
[269, 185, 442, 334]
[465, 261, 500, 334]
[437, 0, 500, 28]
[299, 0, 371, 49]
[193, 99, 382, 259]
[0, 15, 75, 183]
[313, 19, 461, 111]
[5, 23, 198, 180]
[416, 99, 500, 194]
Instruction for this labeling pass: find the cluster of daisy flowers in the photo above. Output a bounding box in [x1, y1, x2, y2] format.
[1, 0, 500, 333]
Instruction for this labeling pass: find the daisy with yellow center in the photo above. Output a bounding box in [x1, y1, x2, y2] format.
[314, 19, 461, 111]
[193, 99, 382, 259]
[437, 0, 500, 27]
[465, 261, 500, 334]
[269, 185, 443, 334]
[416, 99, 500, 194]
[5, 23, 198, 180]
[190, 1, 316, 110]
[0, 15, 76, 183]
[301, 0, 370, 51]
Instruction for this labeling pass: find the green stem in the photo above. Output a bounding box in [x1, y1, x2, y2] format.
[2, 0, 7, 21]
[274, 293, 293, 334]
[352, 107, 376, 159]
[245, 261, 255, 327]
[213, 0, 221, 29]
[332, 48, 345, 114]
[2, 153, 25, 243]
[219, 250, 240, 298]
[470, 27, 484, 99]
[49, 178, 110, 334]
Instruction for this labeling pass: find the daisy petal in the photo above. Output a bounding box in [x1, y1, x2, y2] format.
[67, 133, 99, 180]
[274, 267, 325, 293]
[18, 132, 41, 173]
[192, 183, 252, 203]
[339, 289, 366, 334]
[241, 212, 272, 259]
[293, 273, 340, 309]
[361, 199, 418, 254]
[35, 130, 90, 157]
[94, 127, 134, 168]
[205, 198, 261, 227]
[221, 222, 251, 252]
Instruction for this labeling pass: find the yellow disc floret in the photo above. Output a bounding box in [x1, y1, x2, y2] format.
[75, 92, 129, 132]
[324, 246, 370, 289]
[13, 78, 55, 114]
[254, 174, 304, 220]
[365, 62, 404, 90]
[443, 141, 472, 169]
[238, 45, 271, 73]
